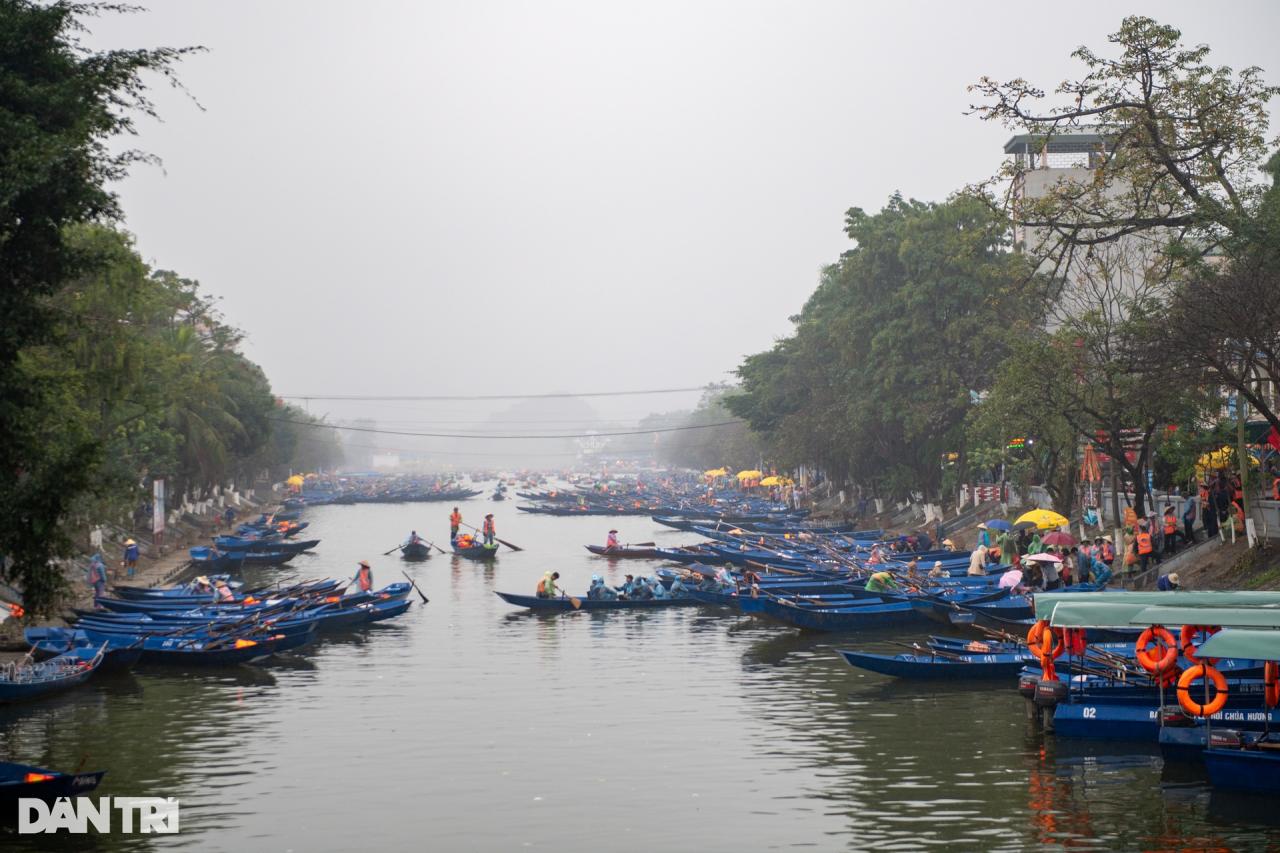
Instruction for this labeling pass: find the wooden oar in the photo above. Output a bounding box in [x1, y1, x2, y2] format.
[462, 521, 523, 552]
[627, 542, 656, 547]
[381, 544, 404, 556]
[400, 571, 430, 605]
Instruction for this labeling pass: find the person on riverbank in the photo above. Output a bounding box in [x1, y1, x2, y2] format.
[536, 571, 560, 599]
[355, 560, 373, 593]
[449, 508, 462, 543]
[482, 514, 496, 545]
[223, 506, 236, 529]
[86, 554, 108, 601]
[605, 529, 620, 550]
[1162, 505, 1179, 555]
[1134, 522, 1154, 575]
[1182, 492, 1198, 545]
[865, 570, 899, 593]
[928, 560, 947, 578]
[122, 539, 139, 579]
[1157, 572, 1181, 591]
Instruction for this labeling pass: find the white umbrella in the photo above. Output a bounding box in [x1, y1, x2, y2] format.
[1024, 552, 1062, 564]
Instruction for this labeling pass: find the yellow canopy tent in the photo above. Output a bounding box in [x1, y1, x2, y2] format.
[736, 470, 763, 480]
[1015, 508, 1070, 530]
[759, 476, 783, 486]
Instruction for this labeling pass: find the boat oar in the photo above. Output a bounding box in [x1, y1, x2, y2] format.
[400, 571, 430, 605]
[462, 522, 523, 552]
[562, 592, 582, 610]
[381, 544, 405, 556]
[627, 542, 656, 548]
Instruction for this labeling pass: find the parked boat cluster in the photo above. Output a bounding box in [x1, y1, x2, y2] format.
[489, 474, 1280, 799]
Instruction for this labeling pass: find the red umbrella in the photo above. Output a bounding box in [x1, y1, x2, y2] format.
[1042, 531, 1076, 547]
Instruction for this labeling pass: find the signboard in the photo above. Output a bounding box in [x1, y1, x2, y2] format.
[152, 479, 166, 535]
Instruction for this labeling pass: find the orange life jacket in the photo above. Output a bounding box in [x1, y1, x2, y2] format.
[535, 577, 547, 595]
[1273, 477, 1280, 500]
[1136, 532, 1153, 555]
[450, 512, 462, 526]
[483, 518, 494, 534]
[1163, 513, 1176, 535]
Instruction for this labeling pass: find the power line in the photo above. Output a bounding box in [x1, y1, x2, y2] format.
[269, 415, 744, 440]
[279, 386, 709, 402]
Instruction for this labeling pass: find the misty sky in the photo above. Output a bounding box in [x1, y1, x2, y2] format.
[86, 1, 1279, 433]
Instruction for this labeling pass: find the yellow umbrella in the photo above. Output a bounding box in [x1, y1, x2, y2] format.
[286, 475, 304, 487]
[1195, 446, 1257, 476]
[736, 470, 763, 480]
[759, 476, 782, 486]
[1015, 509, 1070, 530]
[704, 468, 728, 478]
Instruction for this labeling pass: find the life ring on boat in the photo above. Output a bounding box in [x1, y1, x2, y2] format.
[1180, 624, 1220, 665]
[1135, 625, 1178, 674]
[1027, 620, 1064, 659]
[1265, 661, 1280, 708]
[1176, 664, 1228, 717]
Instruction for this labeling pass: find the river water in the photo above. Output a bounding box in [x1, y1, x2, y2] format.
[4, 488, 1280, 851]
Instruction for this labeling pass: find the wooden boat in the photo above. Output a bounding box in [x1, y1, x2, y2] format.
[584, 544, 660, 558]
[494, 591, 699, 611]
[453, 542, 499, 560]
[400, 541, 431, 561]
[0, 761, 105, 808]
[0, 646, 105, 703]
[188, 546, 246, 573]
[25, 629, 143, 671]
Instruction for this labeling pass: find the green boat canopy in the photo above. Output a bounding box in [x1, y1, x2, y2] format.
[1047, 601, 1159, 629]
[1197, 629, 1280, 661]
[1035, 591, 1280, 622]
[1128, 606, 1280, 630]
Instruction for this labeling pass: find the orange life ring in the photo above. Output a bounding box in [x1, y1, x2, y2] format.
[1176, 664, 1229, 717]
[1136, 626, 1178, 674]
[1028, 620, 1065, 660]
[1180, 624, 1221, 665]
[1265, 661, 1280, 709]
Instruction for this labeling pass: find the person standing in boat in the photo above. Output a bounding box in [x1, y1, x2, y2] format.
[605, 529, 620, 551]
[482, 514, 496, 546]
[355, 560, 374, 593]
[449, 508, 462, 543]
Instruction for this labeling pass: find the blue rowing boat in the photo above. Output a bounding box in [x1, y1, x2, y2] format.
[0, 761, 106, 809]
[494, 591, 699, 611]
[453, 542, 499, 560]
[740, 595, 923, 630]
[838, 648, 1035, 679]
[0, 645, 105, 703]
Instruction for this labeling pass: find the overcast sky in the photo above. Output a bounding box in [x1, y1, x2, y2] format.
[87, 1, 1279, 431]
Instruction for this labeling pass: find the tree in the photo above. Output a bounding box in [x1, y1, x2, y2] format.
[655, 387, 765, 473]
[970, 16, 1278, 271]
[0, 2, 195, 613]
[729, 194, 1038, 500]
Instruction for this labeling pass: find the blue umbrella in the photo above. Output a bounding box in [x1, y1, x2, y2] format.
[984, 519, 1013, 532]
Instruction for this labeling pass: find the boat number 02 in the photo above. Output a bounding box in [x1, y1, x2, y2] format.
[1082, 707, 1097, 719]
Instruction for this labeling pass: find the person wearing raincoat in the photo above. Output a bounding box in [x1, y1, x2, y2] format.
[587, 575, 616, 600]
[650, 577, 671, 600]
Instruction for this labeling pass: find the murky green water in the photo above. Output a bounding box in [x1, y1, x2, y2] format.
[4, 490, 1279, 851]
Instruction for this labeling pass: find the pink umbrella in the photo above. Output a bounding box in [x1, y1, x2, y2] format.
[1024, 552, 1062, 563]
[1042, 531, 1076, 547]
[998, 569, 1023, 589]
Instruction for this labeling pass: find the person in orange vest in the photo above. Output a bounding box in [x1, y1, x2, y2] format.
[1232, 500, 1246, 534]
[482, 514, 496, 545]
[449, 508, 462, 543]
[1134, 522, 1154, 574]
[355, 560, 373, 593]
[1162, 505, 1179, 556]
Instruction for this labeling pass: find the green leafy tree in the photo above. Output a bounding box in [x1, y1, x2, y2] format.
[0, 2, 195, 613]
[730, 194, 1038, 500]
